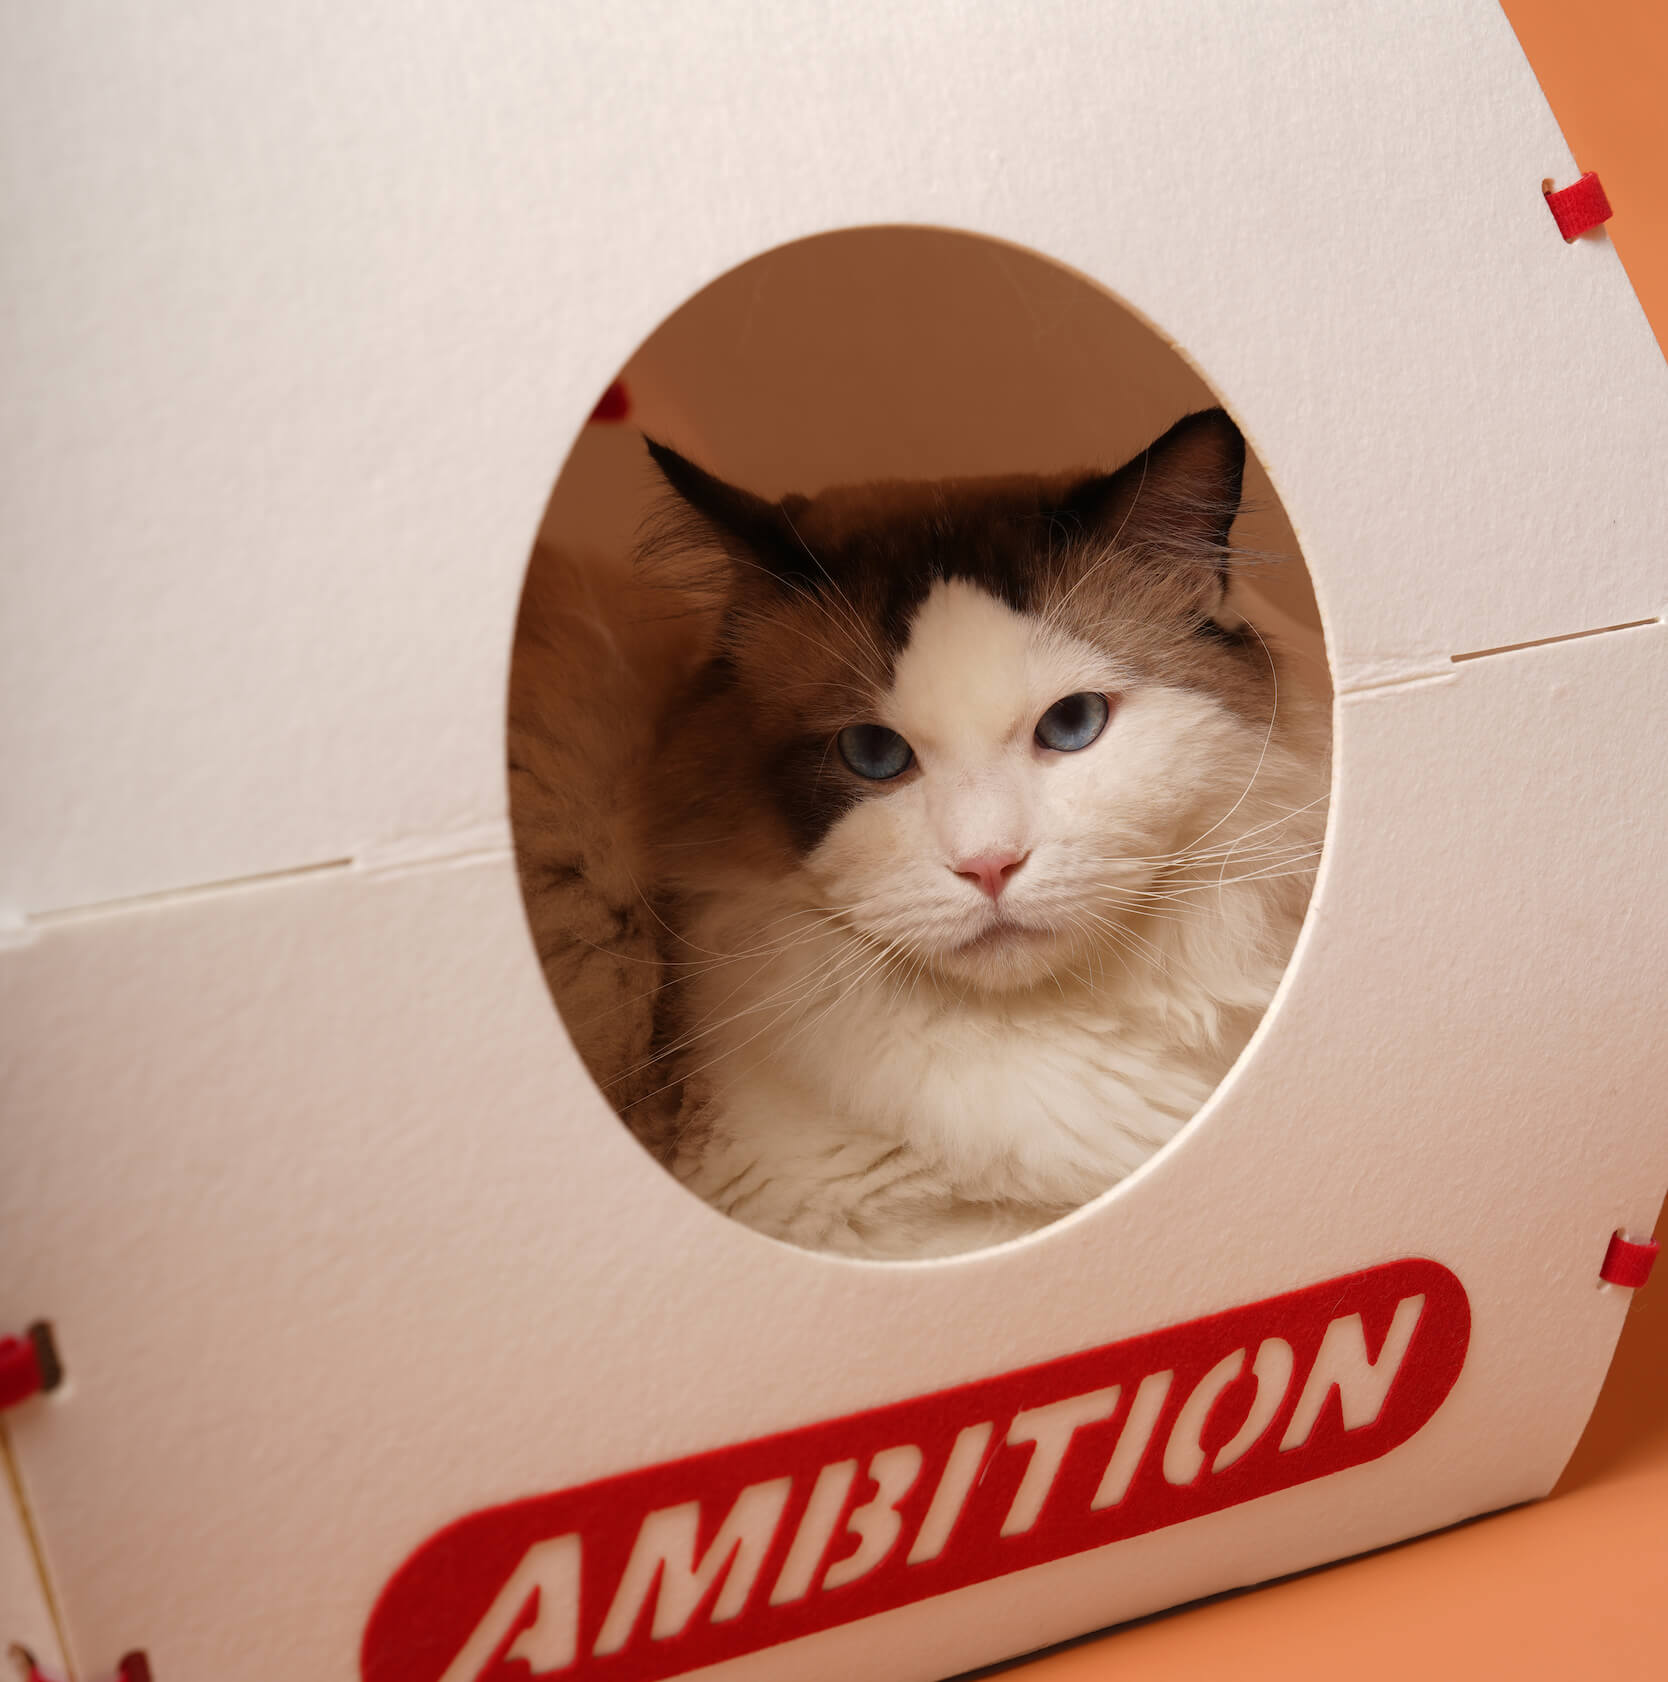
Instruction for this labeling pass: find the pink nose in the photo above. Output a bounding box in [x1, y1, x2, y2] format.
[953, 850, 1028, 900]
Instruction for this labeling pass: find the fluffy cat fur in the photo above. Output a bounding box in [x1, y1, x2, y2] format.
[507, 535, 709, 1142]
[509, 411, 1329, 1260]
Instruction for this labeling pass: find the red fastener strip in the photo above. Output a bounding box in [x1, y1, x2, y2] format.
[1545, 171, 1612, 241]
[0, 1337, 41, 1409]
[0, 1323, 61, 1411]
[1600, 1230, 1659, 1288]
[8, 1645, 51, 1682]
[9, 1652, 150, 1682]
[588, 379, 631, 423]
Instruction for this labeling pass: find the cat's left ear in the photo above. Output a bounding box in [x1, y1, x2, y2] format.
[1058, 408, 1247, 606]
[642, 437, 818, 591]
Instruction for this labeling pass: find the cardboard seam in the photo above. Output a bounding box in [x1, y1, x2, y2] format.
[3, 829, 514, 946]
[1, 858, 356, 948]
[350, 846, 515, 886]
[1338, 614, 1665, 700]
[1448, 614, 1663, 664]
[353, 820, 513, 879]
[1336, 669, 1458, 700]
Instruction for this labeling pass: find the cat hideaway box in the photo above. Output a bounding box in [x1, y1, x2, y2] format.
[2, 4, 1666, 1680]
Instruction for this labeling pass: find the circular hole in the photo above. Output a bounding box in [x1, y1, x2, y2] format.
[508, 226, 1331, 1261]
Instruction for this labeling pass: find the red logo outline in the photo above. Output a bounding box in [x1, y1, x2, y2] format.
[364, 1258, 1469, 1682]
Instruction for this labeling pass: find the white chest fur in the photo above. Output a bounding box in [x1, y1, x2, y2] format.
[670, 873, 1298, 1258]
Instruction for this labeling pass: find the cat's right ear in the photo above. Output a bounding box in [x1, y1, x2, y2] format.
[1056, 409, 1247, 614]
[643, 438, 813, 590]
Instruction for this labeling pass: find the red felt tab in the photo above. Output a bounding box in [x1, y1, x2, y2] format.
[589, 380, 632, 423]
[1600, 1230, 1659, 1288]
[0, 1324, 61, 1411]
[0, 1335, 44, 1411]
[1544, 171, 1612, 241]
[116, 1655, 153, 1682]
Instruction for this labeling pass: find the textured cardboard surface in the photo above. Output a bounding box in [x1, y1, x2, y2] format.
[992, 1212, 1668, 1680]
[991, 4, 1668, 1668]
[3, 0, 1666, 917]
[4, 622, 1664, 1676]
[3, 3, 1668, 1680]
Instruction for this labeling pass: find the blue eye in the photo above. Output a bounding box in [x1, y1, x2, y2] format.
[837, 724, 913, 781]
[1035, 692, 1111, 752]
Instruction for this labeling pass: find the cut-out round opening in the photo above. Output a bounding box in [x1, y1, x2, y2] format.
[508, 226, 1331, 1262]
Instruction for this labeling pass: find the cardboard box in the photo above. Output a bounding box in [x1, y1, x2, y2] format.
[3, 4, 1665, 1679]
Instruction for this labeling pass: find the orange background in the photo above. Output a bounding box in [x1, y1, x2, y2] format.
[998, 4, 1668, 1675]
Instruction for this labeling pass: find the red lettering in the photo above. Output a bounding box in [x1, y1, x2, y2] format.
[364, 1261, 1469, 1682]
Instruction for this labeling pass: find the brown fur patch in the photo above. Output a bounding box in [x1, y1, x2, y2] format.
[507, 539, 713, 1145]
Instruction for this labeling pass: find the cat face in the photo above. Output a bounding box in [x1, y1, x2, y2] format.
[645, 411, 1289, 992]
[805, 577, 1272, 987]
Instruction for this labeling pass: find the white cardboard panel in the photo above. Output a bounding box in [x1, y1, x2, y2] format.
[4, 1, 1667, 916]
[2, 620, 1664, 1678]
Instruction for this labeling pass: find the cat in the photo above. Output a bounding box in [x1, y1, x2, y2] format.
[510, 409, 1329, 1260]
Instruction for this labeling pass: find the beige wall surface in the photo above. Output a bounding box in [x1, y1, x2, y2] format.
[541, 227, 1328, 693]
